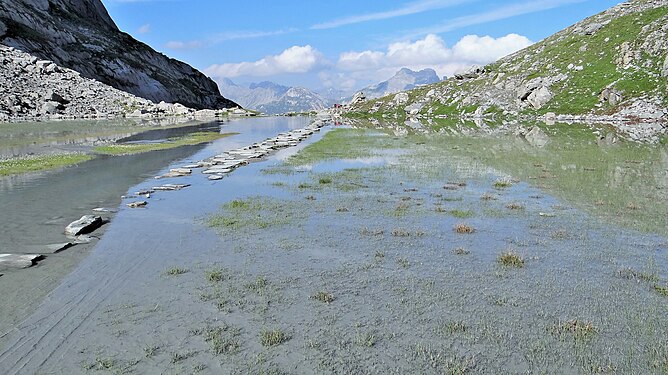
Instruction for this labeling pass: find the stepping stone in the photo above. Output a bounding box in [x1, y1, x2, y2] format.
[92, 207, 118, 213]
[208, 175, 224, 181]
[65, 215, 104, 236]
[152, 183, 190, 191]
[127, 201, 148, 208]
[170, 168, 192, 174]
[0, 254, 42, 269]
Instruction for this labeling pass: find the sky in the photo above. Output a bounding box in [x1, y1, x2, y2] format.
[101, 0, 621, 94]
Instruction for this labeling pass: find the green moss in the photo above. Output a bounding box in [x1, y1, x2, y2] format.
[0, 153, 93, 176]
[94, 132, 235, 155]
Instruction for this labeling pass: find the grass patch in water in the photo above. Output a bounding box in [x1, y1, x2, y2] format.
[0, 152, 93, 176]
[208, 197, 297, 231]
[285, 128, 399, 166]
[165, 267, 188, 276]
[260, 329, 289, 347]
[311, 291, 335, 304]
[94, 132, 235, 155]
[448, 209, 475, 218]
[654, 285, 668, 297]
[497, 251, 524, 268]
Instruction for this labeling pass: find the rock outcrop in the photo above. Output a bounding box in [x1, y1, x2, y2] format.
[0, 0, 237, 109]
[0, 44, 244, 121]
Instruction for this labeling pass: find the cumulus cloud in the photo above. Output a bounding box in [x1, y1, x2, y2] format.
[137, 24, 150, 34]
[336, 33, 532, 80]
[205, 45, 329, 78]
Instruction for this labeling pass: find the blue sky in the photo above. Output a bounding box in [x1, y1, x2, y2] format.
[102, 0, 620, 93]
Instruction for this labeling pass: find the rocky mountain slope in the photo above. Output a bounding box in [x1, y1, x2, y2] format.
[0, 0, 236, 109]
[354, 68, 441, 101]
[0, 44, 247, 122]
[346, 0, 667, 140]
[218, 79, 328, 114]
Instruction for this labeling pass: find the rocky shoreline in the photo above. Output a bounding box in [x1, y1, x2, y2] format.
[0, 44, 255, 123]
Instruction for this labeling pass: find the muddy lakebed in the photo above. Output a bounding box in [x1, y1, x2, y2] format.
[0, 117, 667, 374]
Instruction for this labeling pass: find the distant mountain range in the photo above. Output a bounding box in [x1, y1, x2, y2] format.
[355, 68, 441, 101]
[218, 79, 330, 114]
[217, 67, 441, 114]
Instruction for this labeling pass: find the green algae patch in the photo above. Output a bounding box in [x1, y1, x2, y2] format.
[94, 132, 236, 156]
[0, 152, 93, 176]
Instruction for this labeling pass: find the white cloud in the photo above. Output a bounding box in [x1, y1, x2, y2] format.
[137, 24, 150, 34]
[403, 0, 586, 39]
[211, 28, 298, 42]
[312, 0, 472, 29]
[165, 40, 204, 50]
[205, 45, 329, 78]
[336, 33, 532, 81]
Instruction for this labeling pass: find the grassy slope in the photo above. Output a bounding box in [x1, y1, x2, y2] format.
[347, 1, 668, 119]
[94, 132, 235, 155]
[0, 153, 93, 176]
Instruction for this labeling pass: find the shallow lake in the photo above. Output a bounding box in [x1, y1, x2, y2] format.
[0, 117, 666, 374]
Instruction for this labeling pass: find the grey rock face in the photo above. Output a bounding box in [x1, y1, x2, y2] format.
[662, 54, 668, 77]
[65, 215, 104, 236]
[356, 68, 440, 100]
[0, 0, 236, 109]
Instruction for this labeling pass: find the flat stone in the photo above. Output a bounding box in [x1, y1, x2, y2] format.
[127, 201, 147, 208]
[92, 207, 118, 213]
[170, 168, 192, 174]
[0, 254, 42, 269]
[208, 175, 224, 180]
[65, 215, 104, 236]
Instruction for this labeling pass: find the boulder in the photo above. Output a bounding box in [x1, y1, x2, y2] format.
[41, 101, 63, 114]
[350, 92, 366, 105]
[454, 65, 484, 80]
[584, 23, 603, 35]
[527, 86, 553, 109]
[600, 88, 623, 106]
[65, 215, 104, 236]
[45, 90, 69, 104]
[394, 92, 409, 106]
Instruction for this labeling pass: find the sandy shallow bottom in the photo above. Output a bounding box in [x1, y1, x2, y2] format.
[0, 124, 667, 374]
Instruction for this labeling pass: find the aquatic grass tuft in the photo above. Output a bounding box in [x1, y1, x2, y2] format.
[550, 319, 597, 340]
[454, 224, 475, 234]
[616, 267, 658, 283]
[506, 203, 525, 210]
[318, 177, 333, 184]
[497, 251, 524, 268]
[493, 177, 513, 189]
[205, 268, 224, 283]
[260, 329, 289, 347]
[165, 267, 188, 276]
[654, 285, 668, 297]
[453, 247, 471, 255]
[311, 291, 335, 304]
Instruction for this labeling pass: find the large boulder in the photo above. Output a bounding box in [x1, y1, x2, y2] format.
[527, 86, 553, 109]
